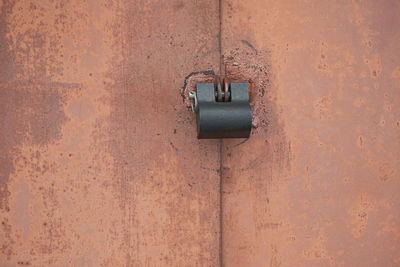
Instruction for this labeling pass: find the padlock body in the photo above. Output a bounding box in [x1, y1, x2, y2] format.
[195, 83, 252, 139]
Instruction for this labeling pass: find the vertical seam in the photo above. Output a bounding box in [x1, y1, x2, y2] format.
[219, 139, 223, 267]
[219, 0, 223, 77]
[218, 1, 223, 266]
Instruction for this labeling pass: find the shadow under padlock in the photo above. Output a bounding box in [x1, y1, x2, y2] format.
[188, 81, 252, 139]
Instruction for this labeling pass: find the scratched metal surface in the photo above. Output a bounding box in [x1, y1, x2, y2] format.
[0, 0, 221, 265]
[221, 0, 400, 266]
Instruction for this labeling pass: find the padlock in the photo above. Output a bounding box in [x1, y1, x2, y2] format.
[189, 82, 252, 139]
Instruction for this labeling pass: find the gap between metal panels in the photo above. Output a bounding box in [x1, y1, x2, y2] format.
[218, 0, 224, 266]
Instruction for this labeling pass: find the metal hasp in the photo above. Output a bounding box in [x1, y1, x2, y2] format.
[190, 82, 252, 139]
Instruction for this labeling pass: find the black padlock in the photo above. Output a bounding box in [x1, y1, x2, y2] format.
[189, 82, 252, 139]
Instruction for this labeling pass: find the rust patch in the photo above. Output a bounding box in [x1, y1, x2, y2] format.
[348, 192, 375, 238]
[223, 42, 287, 140]
[0, 1, 78, 211]
[0, 0, 86, 264]
[0, 218, 14, 259]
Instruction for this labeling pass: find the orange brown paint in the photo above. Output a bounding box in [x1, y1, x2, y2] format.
[1, 0, 399, 266]
[221, 0, 400, 266]
[1, 0, 221, 265]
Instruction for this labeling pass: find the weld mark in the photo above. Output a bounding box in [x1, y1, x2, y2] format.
[180, 70, 215, 102]
[241, 40, 258, 54]
[234, 137, 250, 147]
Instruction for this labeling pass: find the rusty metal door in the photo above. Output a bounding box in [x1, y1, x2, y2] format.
[1, 0, 399, 266]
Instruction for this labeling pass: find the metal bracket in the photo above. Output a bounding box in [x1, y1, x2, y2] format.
[189, 82, 252, 139]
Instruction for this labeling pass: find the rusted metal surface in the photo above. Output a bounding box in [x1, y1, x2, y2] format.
[1, 0, 400, 266]
[0, 0, 220, 265]
[221, 0, 400, 266]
